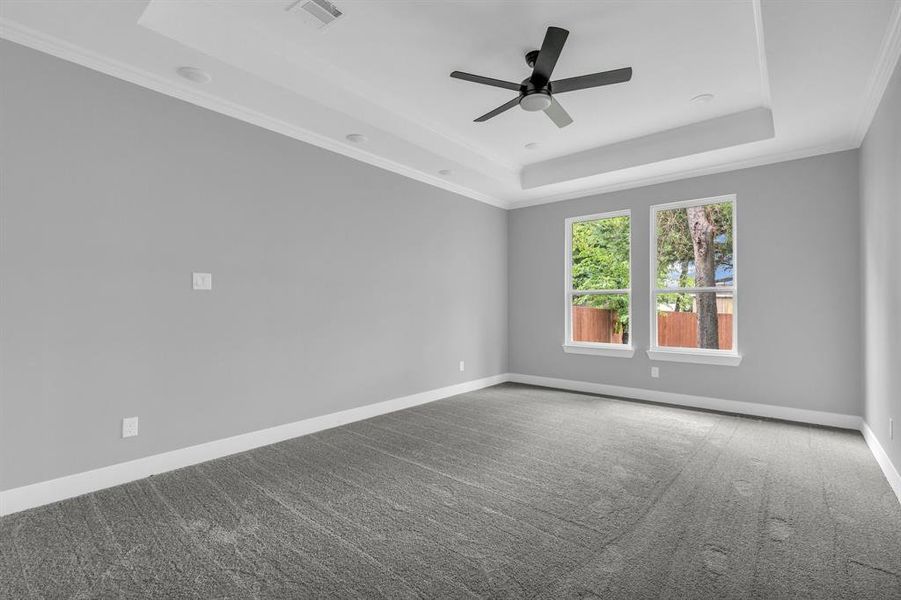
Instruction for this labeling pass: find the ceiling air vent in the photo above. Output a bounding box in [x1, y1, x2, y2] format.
[286, 0, 343, 29]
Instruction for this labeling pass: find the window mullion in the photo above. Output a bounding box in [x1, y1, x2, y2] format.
[566, 211, 632, 348]
[571, 289, 631, 295]
[650, 195, 737, 356]
[653, 287, 734, 294]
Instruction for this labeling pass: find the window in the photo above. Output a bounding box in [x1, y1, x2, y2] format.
[564, 210, 634, 357]
[649, 195, 740, 366]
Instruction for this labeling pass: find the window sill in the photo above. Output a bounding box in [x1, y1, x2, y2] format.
[646, 349, 742, 366]
[563, 344, 635, 358]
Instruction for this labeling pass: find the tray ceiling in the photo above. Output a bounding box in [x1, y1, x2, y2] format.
[1, 0, 899, 208]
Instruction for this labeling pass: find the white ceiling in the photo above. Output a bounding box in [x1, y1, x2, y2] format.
[2, 0, 900, 208]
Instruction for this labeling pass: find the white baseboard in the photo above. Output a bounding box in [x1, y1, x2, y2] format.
[0, 374, 510, 516]
[5, 372, 895, 517]
[507, 373, 863, 430]
[861, 421, 901, 504]
[509, 373, 901, 505]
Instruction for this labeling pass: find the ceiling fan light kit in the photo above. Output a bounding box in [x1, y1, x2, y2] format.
[520, 92, 552, 112]
[450, 26, 633, 128]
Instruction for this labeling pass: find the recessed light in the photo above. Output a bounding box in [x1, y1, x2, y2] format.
[345, 133, 368, 144]
[524, 142, 539, 150]
[176, 66, 212, 84]
[438, 169, 453, 176]
[690, 93, 715, 104]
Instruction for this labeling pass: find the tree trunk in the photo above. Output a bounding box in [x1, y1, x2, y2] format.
[686, 206, 719, 349]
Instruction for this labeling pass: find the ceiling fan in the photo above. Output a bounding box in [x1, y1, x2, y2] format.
[450, 26, 632, 128]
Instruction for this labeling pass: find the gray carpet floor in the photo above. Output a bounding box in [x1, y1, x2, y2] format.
[2, 383, 900, 599]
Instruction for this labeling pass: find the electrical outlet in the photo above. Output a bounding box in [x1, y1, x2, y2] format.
[192, 272, 212, 291]
[651, 367, 659, 378]
[122, 417, 139, 438]
[459, 360, 465, 372]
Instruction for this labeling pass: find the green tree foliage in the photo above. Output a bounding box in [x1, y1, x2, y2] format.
[655, 202, 733, 312]
[656, 208, 695, 311]
[571, 216, 630, 334]
[655, 202, 734, 349]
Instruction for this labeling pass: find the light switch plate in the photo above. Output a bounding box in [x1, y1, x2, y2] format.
[122, 417, 139, 438]
[192, 272, 212, 290]
[651, 367, 660, 378]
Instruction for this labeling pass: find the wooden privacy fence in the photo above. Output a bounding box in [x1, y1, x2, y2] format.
[657, 311, 732, 350]
[571, 306, 623, 344]
[572, 306, 733, 349]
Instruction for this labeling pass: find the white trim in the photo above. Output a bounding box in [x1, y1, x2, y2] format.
[509, 373, 898, 505]
[751, 0, 773, 109]
[4, 373, 895, 516]
[861, 421, 901, 504]
[648, 193, 737, 213]
[0, 18, 507, 210]
[853, 0, 901, 145]
[564, 210, 633, 351]
[508, 373, 862, 430]
[646, 348, 742, 366]
[563, 344, 635, 358]
[649, 195, 738, 357]
[0, 374, 509, 516]
[572, 289, 631, 296]
[507, 140, 857, 210]
[2, 16, 878, 212]
[565, 209, 632, 222]
[521, 108, 775, 190]
[652, 286, 734, 295]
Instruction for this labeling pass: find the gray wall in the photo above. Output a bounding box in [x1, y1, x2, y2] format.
[860, 57, 901, 472]
[509, 150, 862, 416]
[0, 41, 507, 491]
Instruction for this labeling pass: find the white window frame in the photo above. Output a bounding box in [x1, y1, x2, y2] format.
[648, 194, 741, 366]
[563, 210, 634, 358]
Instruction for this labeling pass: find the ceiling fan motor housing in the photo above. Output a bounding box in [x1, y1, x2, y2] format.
[519, 77, 552, 111]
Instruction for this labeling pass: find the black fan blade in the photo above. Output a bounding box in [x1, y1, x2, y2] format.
[474, 97, 521, 122]
[450, 71, 521, 91]
[530, 26, 569, 88]
[551, 67, 632, 94]
[543, 96, 573, 128]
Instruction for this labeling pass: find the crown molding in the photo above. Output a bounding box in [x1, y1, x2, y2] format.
[4, 3, 897, 213]
[135, 0, 521, 176]
[853, 0, 901, 145]
[507, 139, 857, 209]
[521, 107, 775, 189]
[0, 18, 510, 210]
[751, 0, 773, 108]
